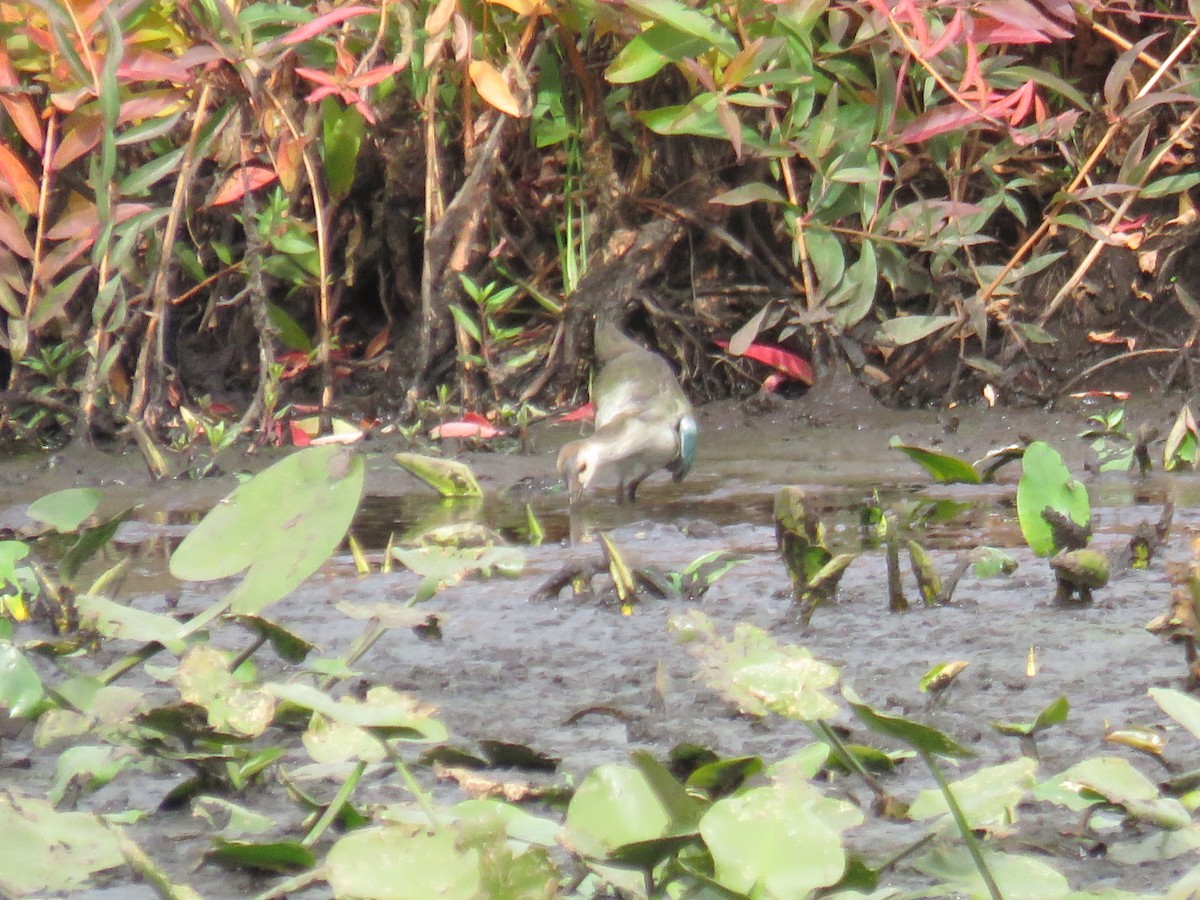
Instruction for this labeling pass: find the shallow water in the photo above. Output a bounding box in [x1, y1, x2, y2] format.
[5, 390, 1200, 897]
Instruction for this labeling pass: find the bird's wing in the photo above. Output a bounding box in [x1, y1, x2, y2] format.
[593, 350, 689, 430]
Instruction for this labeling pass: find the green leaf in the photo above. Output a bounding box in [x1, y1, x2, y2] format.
[27, 488, 102, 532]
[622, 0, 738, 57]
[322, 99, 365, 201]
[0, 642, 44, 717]
[564, 764, 673, 857]
[913, 845, 1069, 899]
[266, 682, 447, 741]
[850, 701, 974, 759]
[175, 646, 275, 737]
[700, 764, 861, 897]
[677, 614, 841, 720]
[267, 303, 313, 353]
[1151, 687, 1200, 742]
[169, 446, 364, 615]
[909, 758, 1037, 830]
[75, 594, 189, 655]
[605, 24, 708, 84]
[971, 547, 1018, 578]
[207, 839, 316, 874]
[875, 315, 959, 347]
[326, 826, 480, 900]
[0, 792, 124, 896]
[1016, 441, 1090, 557]
[711, 182, 787, 206]
[394, 453, 482, 498]
[889, 437, 982, 484]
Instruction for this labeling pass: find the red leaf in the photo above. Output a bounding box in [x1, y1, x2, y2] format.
[559, 402, 595, 422]
[0, 53, 43, 152]
[0, 144, 39, 214]
[211, 165, 278, 206]
[430, 418, 504, 439]
[281, 6, 377, 45]
[295, 66, 340, 88]
[116, 50, 197, 84]
[901, 104, 984, 144]
[715, 339, 814, 385]
[52, 115, 104, 170]
[347, 63, 404, 89]
[0, 203, 34, 259]
[289, 421, 313, 446]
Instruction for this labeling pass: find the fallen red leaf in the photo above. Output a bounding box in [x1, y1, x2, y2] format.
[559, 402, 595, 422]
[289, 421, 312, 447]
[430, 417, 504, 440]
[715, 339, 814, 385]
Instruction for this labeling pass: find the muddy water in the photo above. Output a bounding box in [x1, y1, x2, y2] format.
[5, 389, 1200, 897]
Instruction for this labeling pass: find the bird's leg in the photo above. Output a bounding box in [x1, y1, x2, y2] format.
[626, 475, 648, 503]
[616, 479, 630, 504]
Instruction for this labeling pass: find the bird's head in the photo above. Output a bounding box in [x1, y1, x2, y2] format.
[557, 439, 601, 504]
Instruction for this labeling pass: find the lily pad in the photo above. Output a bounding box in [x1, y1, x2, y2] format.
[1016, 441, 1090, 557]
[0, 791, 124, 896]
[27, 487, 102, 532]
[327, 825, 481, 900]
[170, 446, 364, 615]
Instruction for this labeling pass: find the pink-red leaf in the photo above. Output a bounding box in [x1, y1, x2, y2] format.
[0, 204, 34, 259]
[211, 165, 278, 206]
[52, 115, 105, 171]
[429, 416, 504, 440]
[715, 339, 813, 385]
[0, 53, 43, 152]
[901, 105, 984, 143]
[559, 402, 595, 422]
[0, 144, 39, 214]
[281, 6, 376, 46]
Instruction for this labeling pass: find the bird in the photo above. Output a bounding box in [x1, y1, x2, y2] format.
[557, 318, 697, 503]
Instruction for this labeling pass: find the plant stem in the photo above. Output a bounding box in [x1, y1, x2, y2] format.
[302, 759, 365, 847]
[922, 749, 1003, 900]
[381, 738, 442, 830]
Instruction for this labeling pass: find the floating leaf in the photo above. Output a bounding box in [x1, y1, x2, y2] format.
[394, 452, 482, 498]
[0, 792, 124, 895]
[919, 661, 968, 694]
[700, 767, 861, 898]
[678, 614, 840, 721]
[207, 839, 315, 874]
[889, 438, 981, 484]
[170, 446, 364, 615]
[175, 646, 275, 737]
[27, 488, 102, 532]
[267, 683, 446, 742]
[909, 758, 1036, 831]
[327, 825, 481, 900]
[565, 764, 673, 858]
[913, 845, 1069, 899]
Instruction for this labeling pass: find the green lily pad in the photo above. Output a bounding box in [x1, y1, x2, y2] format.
[175, 646, 275, 737]
[676, 613, 840, 721]
[700, 763, 862, 898]
[27, 488, 102, 532]
[0, 791, 124, 895]
[326, 825, 480, 900]
[909, 757, 1037, 831]
[170, 446, 364, 614]
[565, 764, 674, 859]
[1017, 441, 1090, 557]
[267, 682, 447, 742]
[0, 642, 44, 717]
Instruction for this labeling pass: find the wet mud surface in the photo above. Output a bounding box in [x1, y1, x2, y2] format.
[5, 385, 1200, 897]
